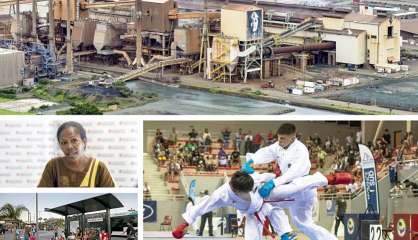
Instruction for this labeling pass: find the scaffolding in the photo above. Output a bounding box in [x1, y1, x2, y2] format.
[239, 39, 262, 83]
[142, 31, 172, 57]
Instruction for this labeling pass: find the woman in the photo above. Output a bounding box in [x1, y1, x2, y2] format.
[38, 121, 115, 187]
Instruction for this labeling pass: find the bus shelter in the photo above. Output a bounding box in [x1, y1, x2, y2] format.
[45, 194, 123, 238]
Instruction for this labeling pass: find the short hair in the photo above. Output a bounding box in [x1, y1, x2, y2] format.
[57, 121, 87, 142]
[230, 171, 254, 193]
[277, 123, 296, 135]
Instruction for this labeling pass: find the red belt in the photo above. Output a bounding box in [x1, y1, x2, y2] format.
[253, 199, 295, 239]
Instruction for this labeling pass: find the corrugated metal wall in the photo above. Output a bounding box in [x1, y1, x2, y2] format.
[0, 48, 25, 87]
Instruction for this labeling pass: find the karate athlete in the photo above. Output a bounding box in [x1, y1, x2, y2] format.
[172, 170, 329, 240]
[243, 123, 341, 240]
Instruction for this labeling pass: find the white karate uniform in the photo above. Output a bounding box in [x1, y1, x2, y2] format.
[182, 172, 328, 239]
[248, 140, 338, 240]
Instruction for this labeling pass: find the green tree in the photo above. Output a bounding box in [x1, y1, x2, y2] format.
[0, 203, 28, 221]
[58, 102, 103, 115]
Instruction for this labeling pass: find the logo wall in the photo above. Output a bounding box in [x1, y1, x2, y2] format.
[0, 119, 139, 187]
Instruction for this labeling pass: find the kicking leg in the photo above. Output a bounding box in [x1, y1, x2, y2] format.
[244, 214, 264, 240]
[268, 172, 328, 200]
[268, 208, 293, 237]
[289, 190, 337, 240]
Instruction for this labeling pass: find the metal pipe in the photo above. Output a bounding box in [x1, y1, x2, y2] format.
[48, 0, 55, 59]
[135, 0, 142, 68]
[76, 0, 80, 20]
[66, 0, 73, 73]
[16, 0, 20, 42]
[269, 42, 336, 55]
[32, 0, 37, 41]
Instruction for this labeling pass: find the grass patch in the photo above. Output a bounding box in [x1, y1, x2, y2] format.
[328, 104, 389, 115]
[0, 97, 13, 103]
[0, 109, 34, 115]
[208, 87, 222, 94]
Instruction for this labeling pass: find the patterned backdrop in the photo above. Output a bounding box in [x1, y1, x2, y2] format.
[0, 118, 139, 187]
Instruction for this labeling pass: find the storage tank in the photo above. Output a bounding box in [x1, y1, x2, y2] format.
[93, 23, 126, 51]
[0, 48, 25, 87]
[211, 36, 240, 71]
[221, 4, 263, 41]
[72, 20, 96, 49]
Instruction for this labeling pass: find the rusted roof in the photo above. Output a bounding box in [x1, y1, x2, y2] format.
[223, 3, 262, 12]
[344, 12, 387, 24]
[401, 19, 418, 34]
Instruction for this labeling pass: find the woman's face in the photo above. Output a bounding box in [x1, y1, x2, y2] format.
[58, 127, 86, 158]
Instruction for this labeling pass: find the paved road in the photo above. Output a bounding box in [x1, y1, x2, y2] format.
[3, 231, 128, 240]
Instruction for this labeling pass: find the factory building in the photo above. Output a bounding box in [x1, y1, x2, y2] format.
[0, 48, 25, 87]
[264, 6, 401, 70]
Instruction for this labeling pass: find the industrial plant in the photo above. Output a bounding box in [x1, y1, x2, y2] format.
[0, 0, 417, 114]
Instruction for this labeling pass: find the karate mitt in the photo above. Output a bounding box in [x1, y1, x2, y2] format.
[172, 223, 189, 239]
[258, 179, 275, 198]
[281, 232, 298, 240]
[241, 159, 255, 174]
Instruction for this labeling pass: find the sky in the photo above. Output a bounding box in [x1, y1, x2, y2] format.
[0, 193, 138, 222]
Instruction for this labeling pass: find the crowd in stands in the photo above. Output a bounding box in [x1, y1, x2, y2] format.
[151, 126, 418, 198]
[390, 179, 418, 198]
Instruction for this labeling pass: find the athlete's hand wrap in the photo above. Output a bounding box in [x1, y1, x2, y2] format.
[241, 159, 255, 174]
[259, 179, 276, 198]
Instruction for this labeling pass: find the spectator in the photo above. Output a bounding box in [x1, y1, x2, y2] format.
[234, 128, 243, 152]
[373, 149, 384, 164]
[397, 140, 407, 161]
[346, 133, 353, 147]
[168, 127, 178, 146]
[407, 132, 414, 149]
[389, 162, 398, 186]
[76, 228, 82, 240]
[168, 161, 181, 182]
[221, 128, 231, 148]
[100, 230, 109, 240]
[325, 137, 332, 153]
[244, 131, 253, 154]
[202, 128, 212, 153]
[267, 130, 274, 145]
[356, 130, 362, 144]
[318, 147, 327, 169]
[197, 156, 206, 172]
[253, 132, 263, 151]
[313, 133, 321, 146]
[404, 180, 418, 197]
[188, 128, 198, 142]
[218, 148, 228, 167]
[390, 181, 405, 198]
[383, 129, 391, 150]
[156, 128, 163, 143]
[126, 223, 134, 240]
[230, 147, 241, 167]
[346, 180, 359, 194]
